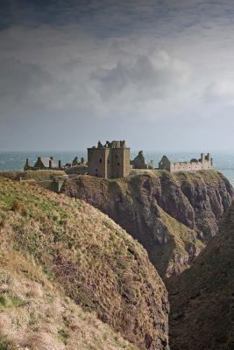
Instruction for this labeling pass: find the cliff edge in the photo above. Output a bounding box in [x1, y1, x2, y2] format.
[62, 170, 233, 278]
[168, 200, 234, 350]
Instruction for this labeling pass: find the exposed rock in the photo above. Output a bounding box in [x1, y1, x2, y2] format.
[168, 200, 234, 350]
[0, 177, 169, 350]
[62, 170, 233, 278]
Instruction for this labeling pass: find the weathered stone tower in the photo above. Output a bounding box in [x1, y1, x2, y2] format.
[88, 140, 130, 179]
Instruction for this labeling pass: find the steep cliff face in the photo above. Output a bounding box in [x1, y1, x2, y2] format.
[62, 170, 233, 278]
[168, 201, 234, 350]
[0, 177, 169, 350]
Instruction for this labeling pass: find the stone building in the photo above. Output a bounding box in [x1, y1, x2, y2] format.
[88, 140, 130, 178]
[24, 157, 62, 171]
[131, 151, 148, 169]
[159, 153, 213, 173]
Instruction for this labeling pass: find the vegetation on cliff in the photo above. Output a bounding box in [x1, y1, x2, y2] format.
[62, 170, 233, 278]
[0, 177, 169, 350]
[168, 200, 234, 350]
[0, 249, 137, 350]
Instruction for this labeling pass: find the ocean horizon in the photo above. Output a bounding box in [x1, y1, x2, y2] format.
[1, 150, 234, 185]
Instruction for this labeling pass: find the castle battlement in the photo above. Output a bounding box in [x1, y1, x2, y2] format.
[159, 153, 213, 173]
[92, 140, 127, 149]
[88, 140, 130, 179]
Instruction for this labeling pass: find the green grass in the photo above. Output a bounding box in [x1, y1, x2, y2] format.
[173, 169, 221, 185]
[0, 294, 26, 309]
[0, 339, 13, 350]
[58, 328, 69, 344]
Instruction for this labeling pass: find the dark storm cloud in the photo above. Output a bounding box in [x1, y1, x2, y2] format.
[1, 0, 234, 150]
[2, 0, 234, 36]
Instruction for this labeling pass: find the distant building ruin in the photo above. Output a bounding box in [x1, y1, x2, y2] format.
[24, 157, 62, 171]
[23, 144, 214, 178]
[158, 153, 213, 173]
[131, 151, 154, 170]
[64, 156, 88, 175]
[131, 151, 148, 169]
[88, 140, 130, 179]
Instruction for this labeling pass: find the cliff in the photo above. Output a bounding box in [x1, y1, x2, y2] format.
[62, 170, 233, 278]
[0, 177, 169, 350]
[168, 200, 234, 350]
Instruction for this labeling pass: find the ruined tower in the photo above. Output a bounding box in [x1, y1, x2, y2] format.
[88, 140, 130, 179]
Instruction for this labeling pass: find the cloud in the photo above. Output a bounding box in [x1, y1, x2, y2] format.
[0, 57, 54, 118]
[0, 21, 232, 127]
[2, 1, 234, 150]
[204, 80, 234, 105]
[0, 25, 193, 122]
[93, 50, 190, 101]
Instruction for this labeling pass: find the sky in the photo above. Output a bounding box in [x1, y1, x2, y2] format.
[1, 0, 234, 151]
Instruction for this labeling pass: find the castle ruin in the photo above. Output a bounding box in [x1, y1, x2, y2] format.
[23, 142, 214, 179]
[131, 151, 148, 169]
[24, 157, 63, 171]
[88, 140, 130, 179]
[158, 153, 213, 173]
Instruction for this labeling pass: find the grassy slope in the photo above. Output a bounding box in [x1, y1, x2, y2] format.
[0, 249, 138, 350]
[0, 170, 67, 192]
[0, 170, 66, 181]
[0, 177, 168, 350]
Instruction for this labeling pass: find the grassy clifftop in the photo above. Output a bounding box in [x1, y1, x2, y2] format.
[0, 177, 169, 350]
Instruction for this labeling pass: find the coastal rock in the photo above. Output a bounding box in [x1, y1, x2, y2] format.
[168, 200, 234, 350]
[62, 170, 233, 278]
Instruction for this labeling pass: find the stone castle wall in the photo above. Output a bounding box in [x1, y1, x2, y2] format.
[170, 159, 213, 173]
[88, 141, 130, 179]
[159, 153, 213, 173]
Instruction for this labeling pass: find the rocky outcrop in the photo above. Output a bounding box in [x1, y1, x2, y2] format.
[168, 200, 234, 350]
[0, 177, 169, 350]
[62, 170, 233, 278]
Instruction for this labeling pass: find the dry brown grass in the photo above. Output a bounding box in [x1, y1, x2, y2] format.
[0, 249, 138, 350]
[0, 177, 169, 350]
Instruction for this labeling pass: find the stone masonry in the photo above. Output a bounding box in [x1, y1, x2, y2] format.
[88, 140, 130, 179]
[158, 153, 213, 173]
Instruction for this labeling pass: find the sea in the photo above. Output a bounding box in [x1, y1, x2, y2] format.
[1, 151, 234, 186]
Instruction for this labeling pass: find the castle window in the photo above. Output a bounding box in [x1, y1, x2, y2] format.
[99, 158, 102, 163]
[117, 162, 120, 166]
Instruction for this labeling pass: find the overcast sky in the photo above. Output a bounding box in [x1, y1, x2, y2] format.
[1, 0, 234, 151]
